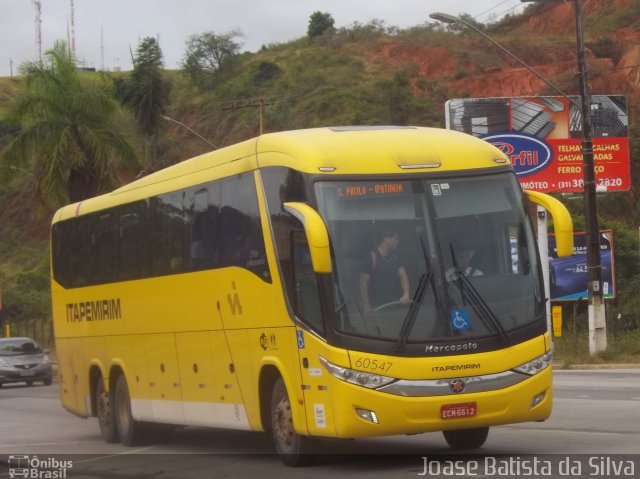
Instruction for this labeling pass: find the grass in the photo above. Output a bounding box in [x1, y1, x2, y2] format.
[553, 329, 640, 367]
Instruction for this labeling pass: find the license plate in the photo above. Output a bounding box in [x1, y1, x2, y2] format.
[441, 402, 477, 419]
[20, 370, 36, 377]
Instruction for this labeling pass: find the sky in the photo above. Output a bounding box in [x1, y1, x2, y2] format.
[0, 0, 528, 76]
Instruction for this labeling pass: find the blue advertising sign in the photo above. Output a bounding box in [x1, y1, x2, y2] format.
[482, 132, 552, 177]
[548, 230, 615, 301]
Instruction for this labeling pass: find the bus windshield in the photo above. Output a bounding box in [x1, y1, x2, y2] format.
[314, 172, 545, 349]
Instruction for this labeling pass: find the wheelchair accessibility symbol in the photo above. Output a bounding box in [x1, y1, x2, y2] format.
[450, 308, 471, 331]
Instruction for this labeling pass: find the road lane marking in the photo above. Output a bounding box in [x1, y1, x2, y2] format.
[73, 447, 156, 464]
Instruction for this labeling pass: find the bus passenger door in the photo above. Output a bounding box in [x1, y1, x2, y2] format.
[144, 333, 184, 424]
[290, 232, 337, 437]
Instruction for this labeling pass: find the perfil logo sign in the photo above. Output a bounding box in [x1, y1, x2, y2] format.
[8, 455, 73, 478]
[483, 133, 553, 177]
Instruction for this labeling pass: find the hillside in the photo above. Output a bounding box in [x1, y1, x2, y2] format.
[364, 0, 640, 102]
[1, 0, 640, 348]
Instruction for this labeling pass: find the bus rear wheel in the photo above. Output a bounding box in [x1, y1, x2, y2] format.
[442, 427, 489, 450]
[96, 377, 118, 443]
[270, 378, 314, 467]
[114, 375, 145, 446]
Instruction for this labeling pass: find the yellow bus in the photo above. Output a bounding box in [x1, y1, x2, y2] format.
[50, 126, 572, 466]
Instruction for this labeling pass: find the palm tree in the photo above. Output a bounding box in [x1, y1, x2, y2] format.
[1, 40, 139, 208]
[114, 37, 170, 168]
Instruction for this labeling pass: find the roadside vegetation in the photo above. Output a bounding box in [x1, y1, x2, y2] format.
[1, 5, 639, 363]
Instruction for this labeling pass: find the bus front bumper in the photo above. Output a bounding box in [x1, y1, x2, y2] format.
[326, 366, 552, 438]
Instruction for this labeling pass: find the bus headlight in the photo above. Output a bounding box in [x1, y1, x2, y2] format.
[319, 356, 396, 389]
[512, 349, 553, 376]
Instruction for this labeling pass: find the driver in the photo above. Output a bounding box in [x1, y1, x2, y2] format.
[359, 229, 410, 312]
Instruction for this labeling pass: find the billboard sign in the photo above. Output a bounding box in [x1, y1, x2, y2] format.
[548, 230, 615, 301]
[445, 96, 630, 193]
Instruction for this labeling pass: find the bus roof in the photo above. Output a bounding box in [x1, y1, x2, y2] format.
[53, 126, 508, 222]
[256, 126, 507, 173]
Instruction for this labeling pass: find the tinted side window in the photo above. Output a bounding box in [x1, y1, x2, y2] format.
[118, 200, 149, 280]
[188, 186, 220, 271]
[51, 172, 270, 288]
[93, 213, 116, 283]
[218, 173, 270, 281]
[148, 192, 188, 277]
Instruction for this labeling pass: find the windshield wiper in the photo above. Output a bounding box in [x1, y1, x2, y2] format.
[449, 245, 511, 345]
[393, 239, 433, 354]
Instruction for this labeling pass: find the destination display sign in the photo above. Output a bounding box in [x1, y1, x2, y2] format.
[445, 96, 630, 193]
[336, 182, 409, 199]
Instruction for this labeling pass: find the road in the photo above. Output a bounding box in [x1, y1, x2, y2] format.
[0, 369, 639, 478]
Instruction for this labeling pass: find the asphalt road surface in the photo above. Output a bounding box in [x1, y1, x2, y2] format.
[0, 368, 638, 478]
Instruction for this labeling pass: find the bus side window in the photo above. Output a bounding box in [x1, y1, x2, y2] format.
[94, 213, 116, 283]
[190, 187, 219, 270]
[291, 230, 323, 333]
[149, 192, 187, 276]
[218, 173, 270, 280]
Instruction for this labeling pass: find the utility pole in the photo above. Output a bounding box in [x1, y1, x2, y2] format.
[573, 0, 606, 353]
[222, 97, 276, 135]
[519, 0, 605, 353]
[9, 58, 13, 77]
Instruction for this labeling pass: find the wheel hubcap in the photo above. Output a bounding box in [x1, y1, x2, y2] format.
[98, 391, 111, 427]
[274, 397, 294, 450]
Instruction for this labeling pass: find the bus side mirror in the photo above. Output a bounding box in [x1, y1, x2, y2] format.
[524, 190, 574, 257]
[283, 202, 332, 274]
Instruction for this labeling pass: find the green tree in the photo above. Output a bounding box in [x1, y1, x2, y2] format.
[182, 30, 244, 89]
[307, 11, 335, 39]
[114, 37, 170, 166]
[0, 41, 139, 208]
[376, 73, 413, 125]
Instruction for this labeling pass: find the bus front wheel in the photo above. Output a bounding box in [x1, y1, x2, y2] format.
[442, 427, 489, 450]
[114, 375, 145, 446]
[270, 377, 314, 467]
[96, 377, 118, 443]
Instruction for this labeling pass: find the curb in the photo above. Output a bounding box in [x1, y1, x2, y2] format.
[553, 363, 640, 370]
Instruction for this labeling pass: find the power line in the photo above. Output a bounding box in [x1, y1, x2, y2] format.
[493, 3, 525, 19]
[162, 116, 218, 150]
[474, 0, 526, 22]
[474, 0, 515, 19]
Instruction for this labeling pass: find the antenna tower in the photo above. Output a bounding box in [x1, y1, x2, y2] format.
[100, 26, 105, 71]
[69, 0, 76, 58]
[32, 0, 42, 60]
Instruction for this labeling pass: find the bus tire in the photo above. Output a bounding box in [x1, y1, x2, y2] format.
[96, 377, 118, 443]
[270, 377, 314, 467]
[442, 426, 489, 450]
[114, 375, 145, 446]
